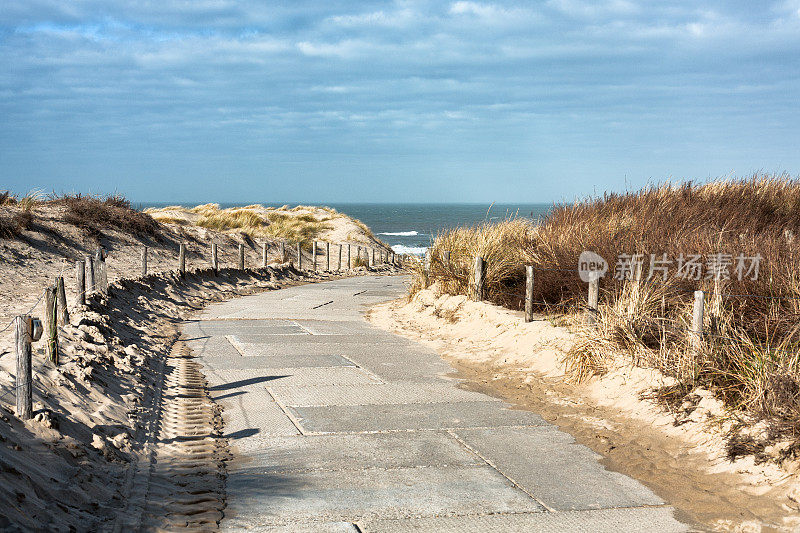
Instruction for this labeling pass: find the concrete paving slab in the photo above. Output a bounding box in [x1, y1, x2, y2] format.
[182, 335, 240, 358]
[454, 426, 665, 511]
[223, 465, 545, 528]
[269, 382, 499, 407]
[214, 388, 300, 438]
[228, 432, 483, 473]
[287, 401, 548, 434]
[210, 367, 382, 389]
[202, 354, 356, 371]
[358, 507, 687, 532]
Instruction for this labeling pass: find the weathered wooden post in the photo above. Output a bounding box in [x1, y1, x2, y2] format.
[443, 251, 450, 268]
[347, 244, 352, 269]
[326, 242, 331, 271]
[211, 243, 218, 273]
[238, 243, 245, 270]
[297, 242, 303, 270]
[179, 243, 186, 278]
[56, 276, 69, 325]
[95, 248, 107, 294]
[472, 256, 485, 301]
[15, 315, 32, 420]
[44, 286, 58, 364]
[337, 244, 342, 271]
[280, 241, 286, 263]
[85, 255, 95, 295]
[586, 276, 599, 326]
[262, 242, 268, 268]
[371, 248, 376, 267]
[76, 260, 85, 306]
[525, 266, 534, 323]
[690, 290, 705, 353]
[312, 241, 318, 271]
[141, 246, 148, 277]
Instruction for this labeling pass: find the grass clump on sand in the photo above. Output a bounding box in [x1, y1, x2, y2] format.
[147, 203, 335, 243]
[413, 174, 800, 447]
[59, 194, 160, 238]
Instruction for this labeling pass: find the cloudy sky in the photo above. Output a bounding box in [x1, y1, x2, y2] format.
[1, 1, 799, 203]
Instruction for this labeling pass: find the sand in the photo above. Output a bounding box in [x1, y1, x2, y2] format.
[367, 285, 800, 532]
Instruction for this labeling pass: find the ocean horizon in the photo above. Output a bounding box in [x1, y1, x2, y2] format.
[138, 202, 553, 255]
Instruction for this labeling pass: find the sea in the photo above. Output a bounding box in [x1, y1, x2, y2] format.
[138, 203, 553, 256]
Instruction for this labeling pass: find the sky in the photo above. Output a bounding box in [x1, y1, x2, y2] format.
[1, 1, 799, 204]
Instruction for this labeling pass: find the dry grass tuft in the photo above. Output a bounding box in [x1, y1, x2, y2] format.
[415, 174, 800, 437]
[59, 194, 160, 238]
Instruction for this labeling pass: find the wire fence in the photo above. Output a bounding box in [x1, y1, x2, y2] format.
[419, 250, 800, 359]
[0, 238, 407, 418]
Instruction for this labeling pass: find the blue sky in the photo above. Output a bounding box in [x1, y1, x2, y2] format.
[1, 1, 799, 203]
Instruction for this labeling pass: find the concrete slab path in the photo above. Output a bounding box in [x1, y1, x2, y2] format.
[183, 275, 688, 532]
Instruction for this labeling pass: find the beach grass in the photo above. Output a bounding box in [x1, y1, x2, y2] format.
[411, 174, 800, 441]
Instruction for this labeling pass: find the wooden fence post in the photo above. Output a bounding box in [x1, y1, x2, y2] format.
[75, 260, 85, 306]
[371, 248, 376, 267]
[586, 276, 599, 326]
[443, 251, 450, 268]
[85, 255, 95, 295]
[95, 248, 107, 295]
[312, 241, 317, 271]
[338, 244, 342, 271]
[179, 243, 186, 278]
[44, 286, 58, 365]
[690, 290, 705, 353]
[525, 266, 534, 323]
[472, 256, 485, 301]
[325, 242, 330, 271]
[211, 243, 218, 273]
[56, 276, 69, 325]
[262, 242, 268, 268]
[297, 243, 303, 270]
[15, 316, 32, 420]
[347, 244, 352, 269]
[238, 243, 245, 270]
[280, 241, 285, 263]
[141, 246, 148, 277]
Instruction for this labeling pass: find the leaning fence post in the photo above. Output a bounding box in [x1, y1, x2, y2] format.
[179, 243, 186, 278]
[325, 242, 330, 271]
[56, 276, 69, 325]
[690, 290, 705, 353]
[280, 241, 286, 263]
[472, 256, 485, 301]
[141, 246, 148, 277]
[297, 242, 303, 270]
[525, 266, 534, 323]
[211, 243, 218, 274]
[586, 277, 599, 326]
[238, 243, 245, 270]
[44, 286, 58, 365]
[15, 315, 32, 420]
[85, 255, 95, 295]
[262, 242, 268, 268]
[312, 241, 317, 271]
[76, 260, 85, 306]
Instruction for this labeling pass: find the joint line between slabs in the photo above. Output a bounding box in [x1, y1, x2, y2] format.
[224, 335, 247, 357]
[446, 429, 556, 513]
[265, 386, 307, 436]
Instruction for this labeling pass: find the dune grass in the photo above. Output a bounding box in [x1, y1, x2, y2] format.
[413, 174, 800, 444]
